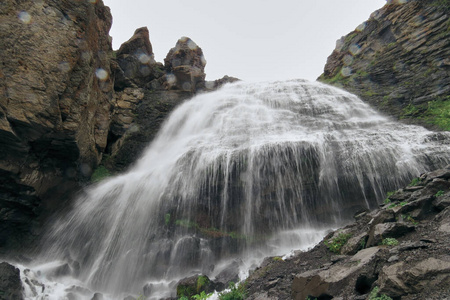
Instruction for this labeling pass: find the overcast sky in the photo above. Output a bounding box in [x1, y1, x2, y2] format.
[103, 0, 386, 82]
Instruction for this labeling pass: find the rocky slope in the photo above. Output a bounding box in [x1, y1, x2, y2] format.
[244, 165, 450, 300]
[319, 0, 449, 131]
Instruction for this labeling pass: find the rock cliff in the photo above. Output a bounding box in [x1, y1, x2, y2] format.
[0, 0, 114, 248]
[0, 1, 238, 249]
[319, 0, 449, 131]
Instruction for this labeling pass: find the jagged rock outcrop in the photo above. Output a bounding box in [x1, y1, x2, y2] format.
[163, 37, 207, 92]
[113, 27, 165, 90]
[319, 0, 449, 131]
[0, 262, 23, 300]
[244, 165, 450, 300]
[0, 0, 114, 248]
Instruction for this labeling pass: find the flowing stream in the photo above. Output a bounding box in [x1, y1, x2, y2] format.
[16, 80, 450, 299]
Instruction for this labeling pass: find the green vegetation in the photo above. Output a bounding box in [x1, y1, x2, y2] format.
[435, 190, 445, 197]
[91, 165, 111, 182]
[368, 287, 393, 300]
[409, 177, 420, 186]
[272, 256, 283, 262]
[320, 68, 350, 85]
[424, 98, 450, 131]
[192, 291, 213, 300]
[388, 201, 407, 209]
[165, 213, 171, 225]
[382, 238, 399, 247]
[219, 283, 247, 300]
[402, 214, 419, 225]
[401, 97, 450, 131]
[197, 276, 210, 293]
[324, 232, 352, 254]
[384, 191, 395, 204]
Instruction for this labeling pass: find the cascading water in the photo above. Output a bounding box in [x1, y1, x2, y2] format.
[19, 80, 450, 299]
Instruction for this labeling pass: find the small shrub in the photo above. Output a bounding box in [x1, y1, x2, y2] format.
[219, 282, 246, 300]
[382, 238, 399, 247]
[402, 214, 418, 225]
[192, 291, 213, 300]
[435, 190, 445, 197]
[368, 286, 393, 300]
[409, 177, 420, 186]
[272, 256, 283, 262]
[165, 213, 171, 225]
[324, 232, 352, 254]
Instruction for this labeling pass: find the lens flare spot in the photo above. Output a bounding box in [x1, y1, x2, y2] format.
[356, 22, 367, 32]
[349, 44, 361, 56]
[341, 67, 352, 77]
[182, 82, 192, 91]
[205, 81, 215, 90]
[58, 62, 70, 73]
[139, 54, 151, 64]
[88, 0, 98, 3]
[166, 74, 176, 85]
[343, 55, 354, 66]
[95, 68, 109, 81]
[18, 11, 32, 24]
[139, 66, 151, 76]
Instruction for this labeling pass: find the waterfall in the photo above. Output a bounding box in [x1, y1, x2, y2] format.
[23, 80, 450, 299]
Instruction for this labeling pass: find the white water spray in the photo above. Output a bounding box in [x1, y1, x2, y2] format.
[18, 80, 450, 299]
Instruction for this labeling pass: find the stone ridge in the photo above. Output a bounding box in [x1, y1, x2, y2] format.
[245, 165, 450, 300]
[319, 0, 450, 131]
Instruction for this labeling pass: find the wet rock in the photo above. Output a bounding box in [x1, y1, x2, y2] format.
[164, 37, 207, 92]
[213, 259, 241, 291]
[176, 274, 213, 298]
[0, 262, 23, 300]
[91, 293, 104, 300]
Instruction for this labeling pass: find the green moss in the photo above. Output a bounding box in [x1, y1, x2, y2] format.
[91, 165, 111, 183]
[272, 256, 283, 262]
[321, 68, 349, 85]
[345, 32, 358, 43]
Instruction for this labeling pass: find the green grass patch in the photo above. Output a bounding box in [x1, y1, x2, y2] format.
[423, 98, 450, 131]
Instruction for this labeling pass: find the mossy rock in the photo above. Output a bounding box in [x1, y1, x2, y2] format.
[176, 275, 213, 299]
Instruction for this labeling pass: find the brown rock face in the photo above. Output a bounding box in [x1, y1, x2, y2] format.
[114, 27, 165, 90]
[319, 0, 449, 130]
[0, 0, 114, 248]
[164, 37, 207, 92]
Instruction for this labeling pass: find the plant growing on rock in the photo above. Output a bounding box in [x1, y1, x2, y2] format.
[368, 287, 393, 300]
[219, 282, 247, 300]
[324, 232, 352, 254]
[192, 291, 213, 300]
[435, 190, 445, 197]
[382, 238, 399, 247]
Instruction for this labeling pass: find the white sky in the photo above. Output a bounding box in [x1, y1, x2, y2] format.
[103, 0, 386, 82]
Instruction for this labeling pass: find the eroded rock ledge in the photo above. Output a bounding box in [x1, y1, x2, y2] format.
[244, 165, 450, 300]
